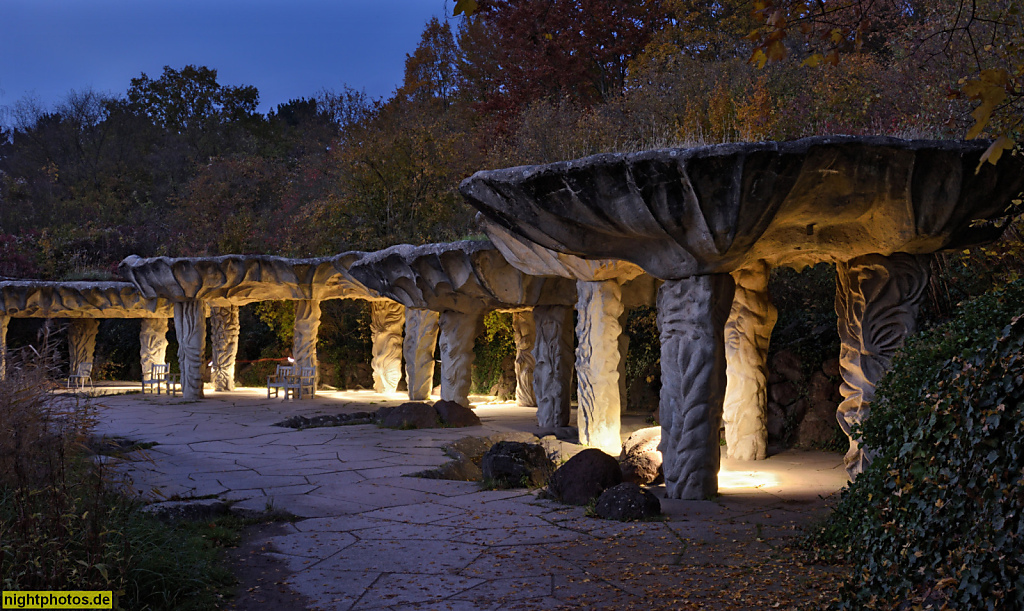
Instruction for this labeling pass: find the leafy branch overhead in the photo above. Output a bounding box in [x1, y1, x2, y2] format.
[746, 0, 1023, 165]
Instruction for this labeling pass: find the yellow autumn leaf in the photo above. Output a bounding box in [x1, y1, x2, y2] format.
[751, 48, 768, 69]
[801, 53, 823, 68]
[976, 135, 1016, 172]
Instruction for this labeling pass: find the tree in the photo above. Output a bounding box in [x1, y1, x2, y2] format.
[458, 0, 667, 126]
[127, 65, 261, 160]
[747, 0, 1024, 165]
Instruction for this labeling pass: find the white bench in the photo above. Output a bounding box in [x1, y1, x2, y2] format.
[268, 365, 316, 399]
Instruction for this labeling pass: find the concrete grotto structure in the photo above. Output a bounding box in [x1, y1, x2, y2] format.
[461, 135, 1024, 499]
[5, 136, 1023, 503]
[118, 253, 404, 400]
[0, 280, 174, 380]
[346, 240, 578, 412]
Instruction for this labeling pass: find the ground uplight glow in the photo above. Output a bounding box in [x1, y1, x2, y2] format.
[718, 468, 781, 489]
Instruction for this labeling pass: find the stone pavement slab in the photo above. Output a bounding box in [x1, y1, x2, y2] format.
[91, 387, 849, 610]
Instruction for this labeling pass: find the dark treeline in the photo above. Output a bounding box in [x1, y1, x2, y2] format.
[2, 0, 1008, 281]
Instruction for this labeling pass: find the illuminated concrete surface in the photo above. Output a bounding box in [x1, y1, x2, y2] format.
[93, 388, 848, 609]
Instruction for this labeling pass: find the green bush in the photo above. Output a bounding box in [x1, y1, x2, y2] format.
[814, 280, 1024, 610]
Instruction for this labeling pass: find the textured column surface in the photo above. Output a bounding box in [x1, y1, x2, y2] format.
[657, 274, 735, 500]
[174, 300, 207, 400]
[617, 311, 630, 414]
[513, 311, 537, 407]
[210, 305, 240, 392]
[293, 300, 322, 380]
[836, 253, 929, 478]
[139, 318, 170, 377]
[1, 314, 8, 380]
[404, 308, 439, 400]
[371, 300, 405, 393]
[722, 261, 777, 461]
[575, 280, 625, 454]
[438, 309, 484, 407]
[533, 305, 574, 428]
[68, 318, 100, 374]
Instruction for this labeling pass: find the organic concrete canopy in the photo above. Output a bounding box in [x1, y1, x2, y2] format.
[0, 281, 173, 318]
[461, 136, 1024, 500]
[118, 254, 381, 306]
[347, 240, 576, 312]
[461, 136, 1024, 279]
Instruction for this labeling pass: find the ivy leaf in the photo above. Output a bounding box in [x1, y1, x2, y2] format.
[801, 53, 823, 68]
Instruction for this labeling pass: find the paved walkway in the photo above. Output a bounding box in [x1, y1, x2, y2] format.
[93, 388, 850, 610]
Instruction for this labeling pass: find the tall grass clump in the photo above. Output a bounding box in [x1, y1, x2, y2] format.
[1, 330, 233, 610]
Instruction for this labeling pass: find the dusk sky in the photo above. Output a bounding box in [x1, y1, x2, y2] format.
[1, 0, 452, 114]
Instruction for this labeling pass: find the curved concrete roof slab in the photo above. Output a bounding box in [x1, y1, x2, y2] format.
[347, 240, 576, 313]
[461, 136, 1024, 280]
[119, 254, 380, 305]
[0, 281, 173, 318]
[477, 212, 645, 283]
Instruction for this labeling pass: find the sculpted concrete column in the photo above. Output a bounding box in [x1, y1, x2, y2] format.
[293, 300, 321, 380]
[533, 305, 574, 428]
[438, 309, 484, 407]
[618, 311, 630, 414]
[1, 314, 8, 380]
[210, 305, 240, 392]
[575, 280, 624, 454]
[139, 318, 169, 377]
[722, 261, 777, 461]
[174, 300, 207, 400]
[513, 311, 536, 407]
[657, 274, 735, 500]
[404, 308, 439, 400]
[371, 300, 405, 393]
[68, 319, 100, 374]
[836, 253, 929, 478]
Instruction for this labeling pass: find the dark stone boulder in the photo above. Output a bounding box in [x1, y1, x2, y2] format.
[769, 381, 800, 406]
[434, 400, 482, 427]
[548, 448, 622, 506]
[594, 483, 661, 521]
[379, 402, 440, 429]
[772, 350, 804, 383]
[480, 441, 554, 488]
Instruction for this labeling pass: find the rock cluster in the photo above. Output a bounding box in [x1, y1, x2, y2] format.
[765, 350, 843, 449]
[377, 401, 483, 430]
[274, 412, 376, 429]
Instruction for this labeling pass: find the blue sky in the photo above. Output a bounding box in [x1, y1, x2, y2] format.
[0, 0, 451, 113]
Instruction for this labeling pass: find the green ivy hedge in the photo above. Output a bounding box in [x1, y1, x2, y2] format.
[814, 280, 1024, 609]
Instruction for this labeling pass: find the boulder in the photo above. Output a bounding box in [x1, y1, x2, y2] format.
[797, 400, 840, 448]
[594, 483, 661, 521]
[548, 448, 623, 506]
[379, 402, 440, 429]
[772, 349, 804, 383]
[620, 427, 663, 486]
[822, 357, 842, 378]
[480, 441, 554, 488]
[766, 402, 786, 441]
[434, 400, 482, 427]
[807, 371, 834, 404]
[769, 381, 800, 406]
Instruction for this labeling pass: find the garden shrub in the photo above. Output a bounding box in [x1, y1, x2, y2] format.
[815, 279, 1024, 610]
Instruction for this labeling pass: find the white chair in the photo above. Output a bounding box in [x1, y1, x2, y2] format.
[67, 363, 93, 390]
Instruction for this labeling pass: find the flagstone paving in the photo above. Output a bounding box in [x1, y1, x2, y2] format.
[92, 387, 850, 610]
